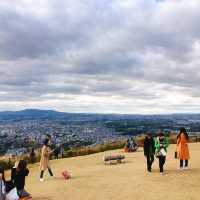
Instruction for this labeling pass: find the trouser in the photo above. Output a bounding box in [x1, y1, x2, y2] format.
[17, 189, 30, 198]
[158, 156, 166, 173]
[40, 167, 53, 178]
[146, 154, 154, 171]
[180, 159, 188, 167]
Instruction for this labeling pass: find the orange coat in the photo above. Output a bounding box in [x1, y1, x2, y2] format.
[39, 145, 51, 171]
[177, 133, 190, 160]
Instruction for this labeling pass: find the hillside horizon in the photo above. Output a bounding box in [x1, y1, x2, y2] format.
[2, 108, 200, 115]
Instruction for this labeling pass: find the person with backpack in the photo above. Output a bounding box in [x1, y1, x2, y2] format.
[177, 127, 190, 170]
[0, 168, 6, 200]
[11, 160, 31, 199]
[144, 133, 155, 172]
[39, 138, 55, 182]
[155, 132, 169, 175]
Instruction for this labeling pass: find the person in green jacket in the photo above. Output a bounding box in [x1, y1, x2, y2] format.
[155, 132, 169, 175]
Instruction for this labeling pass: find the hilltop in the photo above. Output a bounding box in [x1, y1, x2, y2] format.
[7, 143, 200, 200]
[1, 108, 200, 121]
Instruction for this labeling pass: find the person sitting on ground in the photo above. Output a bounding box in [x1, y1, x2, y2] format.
[131, 137, 138, 151]
[11, 160, 31, 199]
[126, 137, 138, 152]
[124, 139, 130, 152]
[0, 167, 6, 200]
[144, 133, 155, 172]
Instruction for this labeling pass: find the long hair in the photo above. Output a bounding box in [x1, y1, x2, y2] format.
[0, 167, 5, 181]
[43, 138, 50, 146]
[177, 127, 189, 141]
[17, 160, 27, 172]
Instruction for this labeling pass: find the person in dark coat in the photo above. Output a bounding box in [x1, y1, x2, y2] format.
[54, 146, 60, 159]
[144, 133, 155, 172]
[11, 160, 31, 198]
[29, 148, 36, 164]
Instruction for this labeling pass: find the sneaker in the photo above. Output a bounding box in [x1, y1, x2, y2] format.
[160, 172, 164, 176]
[40, 178, 44, 182]
[147, 168, 151, 173]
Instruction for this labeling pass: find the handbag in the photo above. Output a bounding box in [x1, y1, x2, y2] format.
[156, 148, 167, 157]
[6, 188, 19, 200]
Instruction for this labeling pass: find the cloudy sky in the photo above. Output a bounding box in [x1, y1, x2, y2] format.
[0, 0, 200, 114]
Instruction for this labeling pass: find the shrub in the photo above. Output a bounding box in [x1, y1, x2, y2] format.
[0, 159, 14, 170]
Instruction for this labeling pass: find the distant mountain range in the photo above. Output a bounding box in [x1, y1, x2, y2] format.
[0, 109, 200, 121]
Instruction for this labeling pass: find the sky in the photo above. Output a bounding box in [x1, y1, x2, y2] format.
[0, 0, 200, 114]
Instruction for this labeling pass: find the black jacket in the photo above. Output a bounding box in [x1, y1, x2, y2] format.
[144, 137, 155, 156]
[11, 168, 29, 190]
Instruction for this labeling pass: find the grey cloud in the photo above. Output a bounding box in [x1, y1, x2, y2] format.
[0, 0, 200, 113]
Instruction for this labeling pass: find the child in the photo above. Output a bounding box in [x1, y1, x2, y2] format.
[11, 160, 31, 199]
[0, 168, 6, 200]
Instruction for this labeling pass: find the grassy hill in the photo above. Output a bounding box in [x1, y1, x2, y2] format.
[5, 143, 200, 200]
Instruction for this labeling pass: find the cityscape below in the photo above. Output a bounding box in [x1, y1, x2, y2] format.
[1, 109, 200, 157]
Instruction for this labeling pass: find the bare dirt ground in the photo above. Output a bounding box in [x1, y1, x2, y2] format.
[7, 143, 200, 200]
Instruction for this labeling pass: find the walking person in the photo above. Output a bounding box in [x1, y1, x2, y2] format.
[155, 132, 169, 175]
[11, 160, 31, 199]
[0, 168, 6, 200]
[177, 127, 190, 170]
[39, 138, 55, 182]
[144, 133, 155, 172]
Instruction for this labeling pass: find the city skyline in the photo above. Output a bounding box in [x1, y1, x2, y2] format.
[1, 0, 200, 114]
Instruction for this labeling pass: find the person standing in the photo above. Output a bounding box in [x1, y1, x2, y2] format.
[29, 148, 36, 164]
[54, 146, 60, 160]
[155, 132, 169, 175]
[144, 133, 155, 172]
[177, 127, 190, 170]
[39, 138, 55, 182]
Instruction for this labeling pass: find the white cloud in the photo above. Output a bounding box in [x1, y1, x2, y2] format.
[0, 0, 200, 114]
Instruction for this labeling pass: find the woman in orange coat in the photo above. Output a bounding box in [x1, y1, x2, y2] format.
[177, 127, 190, 170]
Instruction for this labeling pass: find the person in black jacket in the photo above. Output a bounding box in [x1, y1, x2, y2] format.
[11, 160, 31, 198]
[144, 133, 155, 172]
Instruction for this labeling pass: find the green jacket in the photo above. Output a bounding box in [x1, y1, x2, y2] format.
[154, 137, 169, 153]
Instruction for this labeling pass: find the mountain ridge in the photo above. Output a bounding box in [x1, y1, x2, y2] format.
[0, 108, 200, 121]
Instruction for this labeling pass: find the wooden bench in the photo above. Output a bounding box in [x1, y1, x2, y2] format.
[103, 155, 125, 164]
